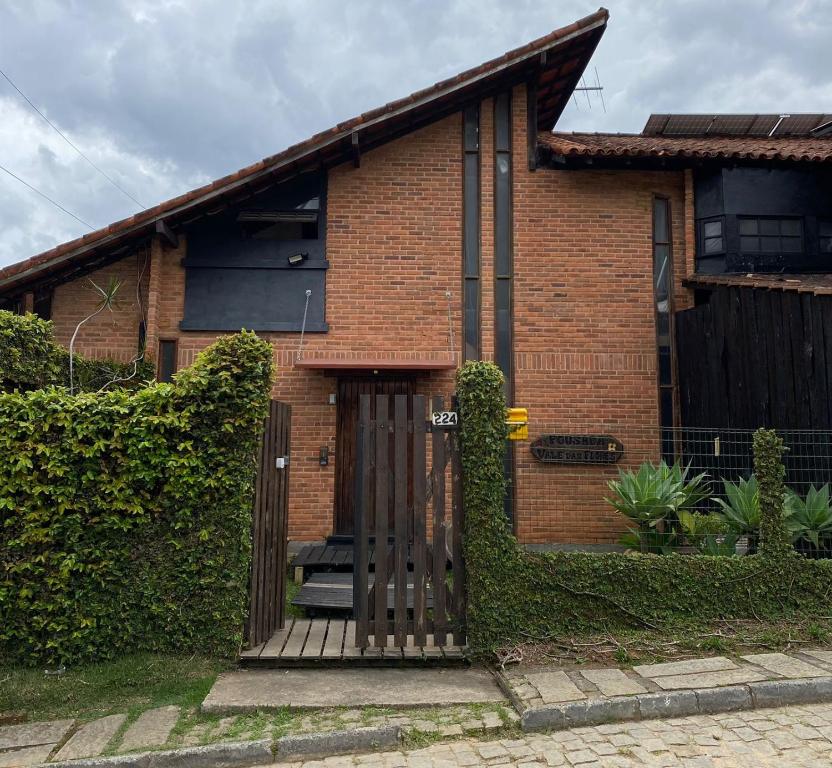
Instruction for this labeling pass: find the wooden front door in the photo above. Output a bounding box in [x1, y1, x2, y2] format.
[334, 376, 415, 536]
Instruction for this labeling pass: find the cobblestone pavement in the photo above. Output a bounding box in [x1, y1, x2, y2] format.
[277, 703, 832, 767]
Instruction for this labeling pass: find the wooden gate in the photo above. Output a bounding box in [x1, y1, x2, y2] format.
[353, 394, 465, 649]
[247, 400, 292, 647]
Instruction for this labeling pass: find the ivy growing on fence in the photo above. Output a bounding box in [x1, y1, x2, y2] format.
[0, 331, 274, 665]
[456, 361, 832, 653]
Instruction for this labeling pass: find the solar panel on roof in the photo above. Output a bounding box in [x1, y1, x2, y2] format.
[642, 113, 832, 137]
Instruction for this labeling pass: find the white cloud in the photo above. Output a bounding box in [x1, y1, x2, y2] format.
[0, 0, 829, 267]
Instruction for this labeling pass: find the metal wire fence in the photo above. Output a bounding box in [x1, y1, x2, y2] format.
[514, 426, 832, 559]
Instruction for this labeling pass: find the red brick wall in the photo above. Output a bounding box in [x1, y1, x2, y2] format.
[510, 84, 691, 544]
[51, 249, 150, 362]
[45, 92, 696, 546]
[144, 114, 462, 541]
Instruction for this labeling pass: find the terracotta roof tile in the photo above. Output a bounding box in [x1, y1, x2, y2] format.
[538, 131, 832, 164]
[0, 8, 607, 292]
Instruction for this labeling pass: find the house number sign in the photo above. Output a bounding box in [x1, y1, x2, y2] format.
[431, 411, 459, 429]
[530, 434, 624, 464]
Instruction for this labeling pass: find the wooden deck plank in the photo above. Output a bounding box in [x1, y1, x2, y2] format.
[343, 621, 363, 657]
[300, 619, 328, 658]
[422, 634, 443, 659]
[260, 621, 293, 658]
[321, 619, 346, 658]
[240, 642, 265, 659]
[280, 618, 311, 658]
[403, 636, 424, 660]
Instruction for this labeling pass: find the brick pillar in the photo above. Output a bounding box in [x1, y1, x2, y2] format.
[683, 168, 696, 277]
[23, 292, 34, 313]
[143, 235, 164, 373]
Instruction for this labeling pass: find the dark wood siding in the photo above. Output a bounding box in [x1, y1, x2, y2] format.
[677, 285, 832, 429]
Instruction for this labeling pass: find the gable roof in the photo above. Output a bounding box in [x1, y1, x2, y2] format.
[537, 131, 832, 165]
[0, 8, 608, 294]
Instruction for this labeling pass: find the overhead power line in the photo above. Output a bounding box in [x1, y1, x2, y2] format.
[0, 162, 95, 230]
[0, 67, 146, 208]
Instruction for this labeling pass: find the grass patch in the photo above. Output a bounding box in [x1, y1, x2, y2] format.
[495, 616, 832, 670]
[0, 653, 231, 722]
[285, 579, 305, 619]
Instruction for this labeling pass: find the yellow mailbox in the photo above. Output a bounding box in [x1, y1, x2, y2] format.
[506, 407, 529, 441]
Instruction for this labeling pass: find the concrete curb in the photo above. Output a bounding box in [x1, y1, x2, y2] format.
[520, 675, 832, 732]
[38, 725, 403, 768]
[275, 725, 401, 760]
[41, 740, 274, 768]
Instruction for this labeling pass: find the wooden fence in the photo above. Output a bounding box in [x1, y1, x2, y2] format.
[353, 393, 465, 649]
[247, 400, 292, 647]
[677, 285, 832, 429]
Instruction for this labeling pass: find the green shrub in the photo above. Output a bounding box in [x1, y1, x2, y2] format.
[754, 429, 793, 559]
[677, 511, 737, 556]
[0, 310, 152, 394]
[0, 331, 274, 665]
[457, 362, 832, 653]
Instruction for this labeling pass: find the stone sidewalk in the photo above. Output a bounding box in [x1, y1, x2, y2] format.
[0, 702, 516, 767]
[274, 702, 832, 766]
[505, 649, 832, 715]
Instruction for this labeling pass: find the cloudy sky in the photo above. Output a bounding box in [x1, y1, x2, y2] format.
[0, 0, 830, 267]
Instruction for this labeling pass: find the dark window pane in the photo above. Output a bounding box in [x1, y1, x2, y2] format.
[658, 346, 672, 386]
[740, 236, 760, 252]
[780, 219, 801, 236]
[653, 199, 669, 242]
[781, 236, 803, 253]
[821, 237, 832, 254]
[704, 220, 722, 238]
[659, 387, 674, 429]
[820, 221, 832, 237]
[654, 245, 670, 294]
[704, 236, 723, 254]
[760, 219, 779, 236]
[158, 341, 177, 383]
[739, 218, 758, 235]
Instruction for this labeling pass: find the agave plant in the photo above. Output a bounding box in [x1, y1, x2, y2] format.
[786, 485, 832, 556]
[607, 461, 708, 553]
[713, 475, 759, 535]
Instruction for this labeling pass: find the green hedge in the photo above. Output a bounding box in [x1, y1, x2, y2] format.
[0, 331, 274, 665]
[456, 361, 832, 652]
[0, 310, 153, 394]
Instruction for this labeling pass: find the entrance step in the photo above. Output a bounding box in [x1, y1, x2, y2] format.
[292, 572, 434, 614]
[240, 618, 463, 667]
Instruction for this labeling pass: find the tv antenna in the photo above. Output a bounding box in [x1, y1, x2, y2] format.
[571, 67, 606, 113]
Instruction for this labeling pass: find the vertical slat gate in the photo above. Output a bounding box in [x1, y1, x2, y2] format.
[450, 394, 466, 646]
[373, 394, 389, 647]
[431, 395, 448, 646]
[354, 395, 371, 649]
[393, 394, 408, 646]
[352, 393, 465, 651]
[247, 400, 291, 648]
[412, 395, 428, 646]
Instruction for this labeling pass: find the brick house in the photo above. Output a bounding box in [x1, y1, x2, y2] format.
[2, 8, 831, 547]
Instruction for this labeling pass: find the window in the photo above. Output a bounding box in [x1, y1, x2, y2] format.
[821, 221, 832, 255]
[738, 217, 802, 254]
[32, 289, 52, 320]
[653, 197, 675, 460]
[701, 218, 724, 254]
[157, 340, 178, 383]
[237, 211, 319, 241]
[0, 295, 23, 314]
